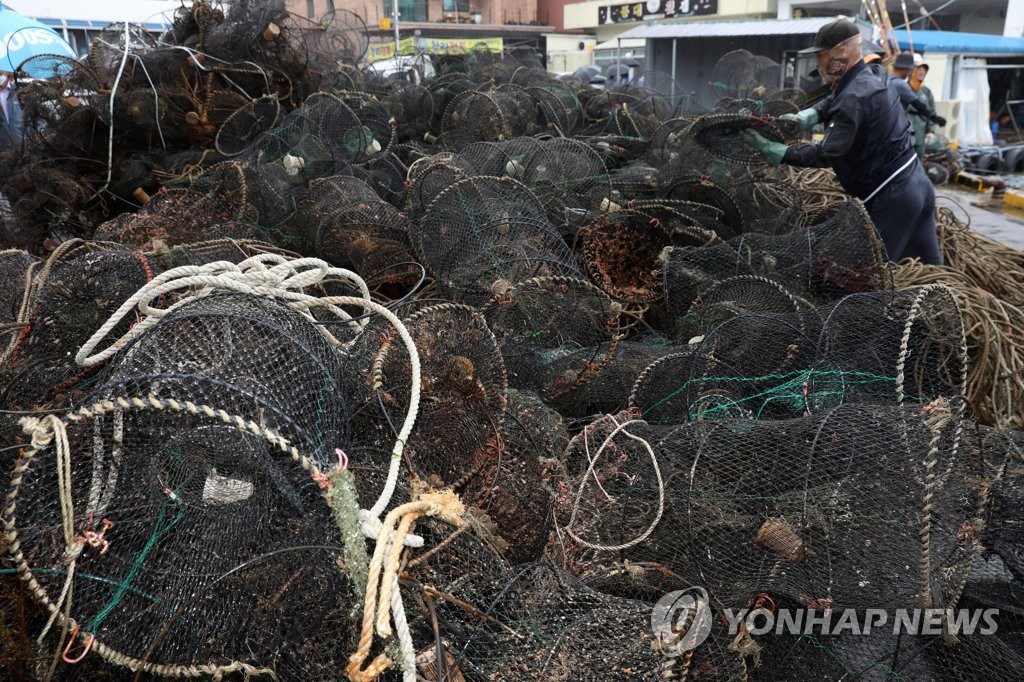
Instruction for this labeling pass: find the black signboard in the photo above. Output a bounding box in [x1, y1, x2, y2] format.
[598, 0, 717, 25]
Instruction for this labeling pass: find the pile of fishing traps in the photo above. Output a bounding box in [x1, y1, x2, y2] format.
[1, 3, 1022, 680]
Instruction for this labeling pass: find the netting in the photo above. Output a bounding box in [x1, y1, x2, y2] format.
[0, 242, 159, 418]
[2, 7, 1023, 680]
[662, 198, 892, 327]
[579, 207, 717, 304]
[460, 389, 568, 564]
[632, 286, 966, 423]
[709, 50, 802, 117]
[481, 275, 620, 394]
[3, 292, 359, 678]
[0, 249, 38, 326]
[413, 176, 580, 305]
[361, 303, 507, 487]
[552, 401, 972, 611]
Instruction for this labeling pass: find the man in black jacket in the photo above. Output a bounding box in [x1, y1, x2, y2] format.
[741, 19, 942, 265]
[869, 52, 946, 135]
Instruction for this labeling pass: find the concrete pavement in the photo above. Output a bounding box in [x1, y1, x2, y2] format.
[935, 185, 1024, 251]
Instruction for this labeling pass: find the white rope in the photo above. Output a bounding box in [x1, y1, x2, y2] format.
[162, 45, 271, 97]
[20, 415, 83, 643]
[291, 295, 421, 532]
[132, 55, 166, 150]
[75, 256, 422, 544]
[389, 574, 417, 682]
[563, 416, 665, 552]
[75, 255, 371, 367]
[96, 22, 133, 199]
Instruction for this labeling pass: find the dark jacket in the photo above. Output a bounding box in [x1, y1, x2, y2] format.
[783, 61, 916, 200]
[865, 63, 936, 119]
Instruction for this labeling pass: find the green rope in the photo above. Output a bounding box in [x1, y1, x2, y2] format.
[326, 468, 370, 598]
[312, 371, 332, 464]
[84, 495, 185, 634]
[0, 568, 164, 609]
[642, 369, 921, 423]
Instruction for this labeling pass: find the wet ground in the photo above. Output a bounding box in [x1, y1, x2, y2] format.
[935, 185, 1024, 251]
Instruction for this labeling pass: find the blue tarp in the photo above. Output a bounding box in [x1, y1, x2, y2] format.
[892, 29, 1024, 55]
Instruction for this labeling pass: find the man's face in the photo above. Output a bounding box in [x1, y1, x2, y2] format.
[914, 65, 929, 81]
[815, 35, 862, 85]
[892, 68, 910, 80]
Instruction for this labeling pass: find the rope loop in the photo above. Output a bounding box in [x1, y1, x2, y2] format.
[348, 490, 465, 682]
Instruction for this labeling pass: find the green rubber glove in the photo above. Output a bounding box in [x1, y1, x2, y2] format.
[778, 107, 819, 131]
[740, 129, 788, 167]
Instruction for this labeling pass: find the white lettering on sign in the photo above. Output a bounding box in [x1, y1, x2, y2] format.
[2, 27, 67, 61]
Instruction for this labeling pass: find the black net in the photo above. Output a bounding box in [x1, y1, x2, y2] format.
[3, 292, 357, 678]
[662, 198, 892, 330]
[0, 242, 158, 417]
[460, 389, 569, 564]
[481, 275, 620, 395]
[0, 249, 37, 326]
[3, 10, 1023, 680]
[578, 209, 676, 304]
[215, 95, 283, 157]
[414, 176, 580, 306]
[402, 535, 748, 682]
[633, 286, 966, 423]
[552, 402, 974, 614]
[362, 303, 507, 487]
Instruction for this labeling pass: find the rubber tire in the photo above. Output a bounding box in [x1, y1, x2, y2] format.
[1000, 147, 1024, 173]
[973, 152, 998, 172]
[923, 161, 950, 186]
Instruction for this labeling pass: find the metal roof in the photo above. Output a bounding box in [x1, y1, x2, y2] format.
[615, 17, 838, 40]
[893, 29, 1024, 56]
[2, 1, 180, 31]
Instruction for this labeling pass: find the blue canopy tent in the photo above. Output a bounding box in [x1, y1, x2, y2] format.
[0, 5, 76, 74]
[892, 30, 1024, 57]
[889, 30, 1024, 146]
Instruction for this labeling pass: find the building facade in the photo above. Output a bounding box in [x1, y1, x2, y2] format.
[289, 0, 546, 27]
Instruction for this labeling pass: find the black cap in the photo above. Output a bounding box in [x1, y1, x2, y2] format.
[799, 19, 861, 54]
[862, 39, 884, 55]
[893, 52, 915, 70]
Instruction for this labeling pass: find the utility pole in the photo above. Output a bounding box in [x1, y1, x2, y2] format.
[392, 0, 400, 56]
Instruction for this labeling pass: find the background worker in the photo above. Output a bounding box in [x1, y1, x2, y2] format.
[0, 70, 23, 152]
[741, 19, 943, 265]
[866, 52, 946, 157]
[906, 54, 944, 160]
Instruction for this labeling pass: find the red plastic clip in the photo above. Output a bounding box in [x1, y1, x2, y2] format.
[494, 291, 514, 306]
[62, 626, 95, 664]
[76, 518, 114, 555]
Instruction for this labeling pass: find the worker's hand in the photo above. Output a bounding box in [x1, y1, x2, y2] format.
[930, 114, 947, 127]
[778, 107, 819, 131]
[740, 129, 788, 167]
